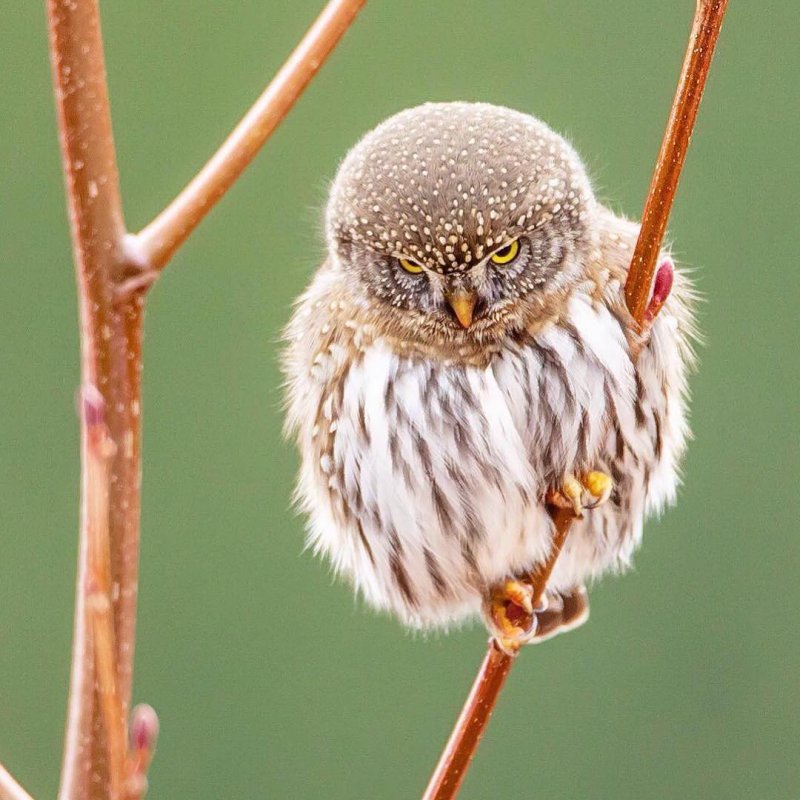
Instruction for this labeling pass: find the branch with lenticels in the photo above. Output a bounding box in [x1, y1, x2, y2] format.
[421, 3, 728, 798]
[0, 2, 365, 799]
[0, 1, 725, 797]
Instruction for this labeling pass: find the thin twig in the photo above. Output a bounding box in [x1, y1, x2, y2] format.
[133, 0, 368, 272]
[423, 644, 513, 800]
[625, 0, 729, 324]
[83, 386, 127, 800]
[422, 1, 729, 796]
[422, 509, 573, 800]
[0, 764, 34, 800]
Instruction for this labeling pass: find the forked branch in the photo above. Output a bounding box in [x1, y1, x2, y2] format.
[423, 2, 729, 797]
[47, 1, 139, 796]
[133, 0, 367, 273]
[35, 0, 725, 796]
[44, 0, 366, 798]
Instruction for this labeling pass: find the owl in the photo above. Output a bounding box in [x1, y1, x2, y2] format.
[283, 102, 695, 650]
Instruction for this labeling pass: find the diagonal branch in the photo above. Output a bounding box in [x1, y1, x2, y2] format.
[0, 764, 34, 800]
[422, 2, 729, 797]
[625, 0, 729, 324]
[422, 508, 573, 800]
[133, 0, 368, 273]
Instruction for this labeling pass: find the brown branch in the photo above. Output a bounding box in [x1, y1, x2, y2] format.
[83, 386, 127, 800]
[47, 2, 142, 797]
[133, 0, 368, 273]
[0, 764, 34, 800]
[423, 2, 729, 796]
[625, 0, 729, 324]
[422, 509, 573, 800]
[45, 1, 366, 798]
[40, 0, 721, 796]
[422, 644, 512, 800]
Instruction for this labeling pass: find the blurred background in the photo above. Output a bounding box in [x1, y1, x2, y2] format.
[2, 2, 798, 798]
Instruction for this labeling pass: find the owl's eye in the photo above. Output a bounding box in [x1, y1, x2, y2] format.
[398, 257, 424, 274]
[490, 240, 520, 266]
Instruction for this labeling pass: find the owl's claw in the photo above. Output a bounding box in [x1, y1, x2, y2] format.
[549, 471, 612, 518]
[560, 474, 585, 516]
[499, 577, 534, 615]
[582, 470, 613, 509]
[483, 579, 537, 654]
[483, 581, 591, 652]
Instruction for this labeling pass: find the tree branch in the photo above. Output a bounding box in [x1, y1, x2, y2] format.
[0, 764, 34, 800]
[422, 509, 573, 800]
[83, 386, 128, 800]
[625, 0, 729, 324]
[422, 2, 729, 796]
[47, 2, 142, 798]
[133, 0, 367, 273]
[45, 1, 366, 797]
[39, 0, 724, 796]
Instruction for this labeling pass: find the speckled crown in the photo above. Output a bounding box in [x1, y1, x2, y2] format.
[326, 102, 596, 275]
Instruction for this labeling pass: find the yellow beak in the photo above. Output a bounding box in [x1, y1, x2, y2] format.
[446, 291, 477, 329]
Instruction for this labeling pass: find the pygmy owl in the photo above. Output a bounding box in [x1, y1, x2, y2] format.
[284, 102, 695, 648]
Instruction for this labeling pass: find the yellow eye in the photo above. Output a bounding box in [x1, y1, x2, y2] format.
[398, 257, 423, 274]
[490, 240, 520, 265]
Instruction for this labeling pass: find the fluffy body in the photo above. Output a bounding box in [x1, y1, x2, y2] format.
[283, 103, 696, 630]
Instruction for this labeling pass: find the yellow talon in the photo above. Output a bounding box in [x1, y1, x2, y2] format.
[583, 470, 612, 507]
[550, 471, 613, 517]
[561, 475, 585, 517]
[500, 578, 534, 615]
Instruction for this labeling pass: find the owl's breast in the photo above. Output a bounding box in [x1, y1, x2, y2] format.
[491, 291, 637, 481]
[322, 341, 551, 613]
[287, 288, 645, 625]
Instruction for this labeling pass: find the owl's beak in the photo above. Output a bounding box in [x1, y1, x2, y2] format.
[445, 290, 477, 329]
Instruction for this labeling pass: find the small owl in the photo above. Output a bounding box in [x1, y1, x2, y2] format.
[283, 102, 695, 647]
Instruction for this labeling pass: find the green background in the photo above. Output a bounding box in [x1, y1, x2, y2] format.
[2, 2, 798, 798]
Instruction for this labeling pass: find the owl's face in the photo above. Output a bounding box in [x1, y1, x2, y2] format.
[326, 102, 598, 345]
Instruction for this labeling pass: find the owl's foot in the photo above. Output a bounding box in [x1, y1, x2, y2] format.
[483, 581, 590, 652]
[549, 471, 612, 517]
[483, 578, 538, 654]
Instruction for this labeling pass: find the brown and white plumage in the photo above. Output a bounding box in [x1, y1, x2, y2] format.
[283, 102, 696, 633]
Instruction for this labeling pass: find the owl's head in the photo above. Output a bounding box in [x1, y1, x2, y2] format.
[326, 102, 598, 343]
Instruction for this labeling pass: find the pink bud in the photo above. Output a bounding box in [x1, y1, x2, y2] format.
[644, 257, 674, 323]
[81, 383, 105, 427]
[131, 703, 159, 754]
